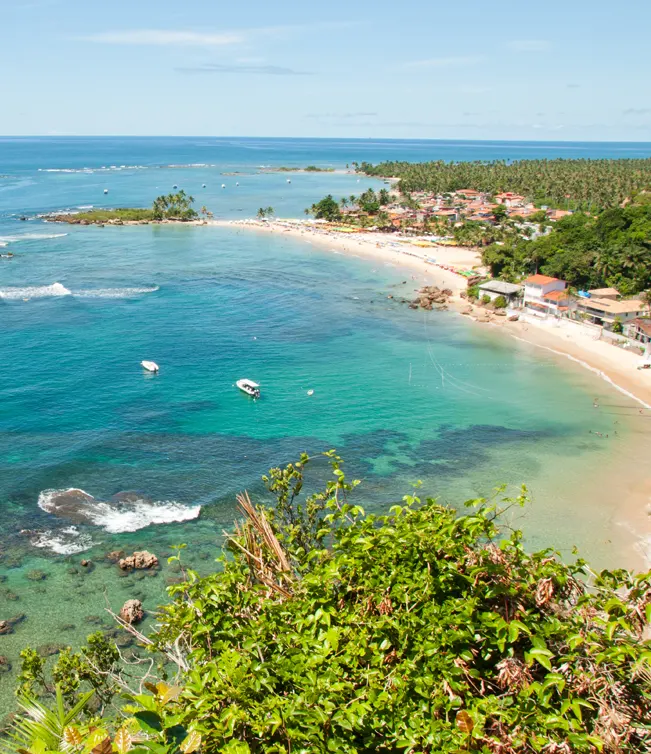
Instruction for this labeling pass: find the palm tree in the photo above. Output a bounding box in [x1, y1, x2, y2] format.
[257, 208, 267, 220]
[4, 687, 95, 754]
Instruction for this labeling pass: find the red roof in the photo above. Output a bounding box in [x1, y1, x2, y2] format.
[525, 274, 560, 286]
[543, 290, 568, 302]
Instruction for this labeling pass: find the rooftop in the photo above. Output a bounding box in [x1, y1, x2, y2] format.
[478, 280, 522, 295]
[524, 274, 562, 286]
[577, 298, 645, 315]
[629, 318, 651, 336]
[543, 290, 569, 302]
[588, 287, 620, 298]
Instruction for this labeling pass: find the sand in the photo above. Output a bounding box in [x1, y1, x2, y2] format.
[213, 218, 651, 570]
[212, 218, 482, 294]
[213, 218, 651, 409]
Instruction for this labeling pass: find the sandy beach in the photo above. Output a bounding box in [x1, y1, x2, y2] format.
[214, 218, 651, 408]
[213, 218, 481, 294]
[214, 217, 651, 570]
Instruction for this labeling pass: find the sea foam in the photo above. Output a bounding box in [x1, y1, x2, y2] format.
[0, 283, 159, 300]
[31, 526, 95, 555]
[38, 488, 201, 534]
[0, 233, 68, 242]
[0, 282, 72, 299]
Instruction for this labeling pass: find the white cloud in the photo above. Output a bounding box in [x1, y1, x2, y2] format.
[402, 56, 483, 69]
[508, 40, 550, 52]
[77, 30, 245, 46]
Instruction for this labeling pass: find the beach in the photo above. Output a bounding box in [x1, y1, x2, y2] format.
[215, 217, 651, 570]
[215, 218, 651, 409]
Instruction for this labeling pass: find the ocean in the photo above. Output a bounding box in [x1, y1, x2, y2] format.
[1, 137, 650, 713]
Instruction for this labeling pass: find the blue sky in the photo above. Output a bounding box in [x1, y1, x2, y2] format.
[2, 0, 650, 140]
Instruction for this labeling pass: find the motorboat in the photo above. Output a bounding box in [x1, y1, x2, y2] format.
[236, 378, 260, 398]
[103, 189, 109, 194]
[141, 360, 159, 373]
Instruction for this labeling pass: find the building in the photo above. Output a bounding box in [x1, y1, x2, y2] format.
[575, 296, 648, 327]
[495, 192, 526, 207]
[625, 318, 651, 344]
[477, 280, 522, 305]
[523, 274, 569, 316]
[587, 287, 620, 300]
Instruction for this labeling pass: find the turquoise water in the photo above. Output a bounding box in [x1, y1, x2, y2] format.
[1, 138, 650, 712]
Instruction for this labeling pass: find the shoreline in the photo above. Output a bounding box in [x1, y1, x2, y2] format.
[213, 218, 651, 409]
[213, 218, 651, 570]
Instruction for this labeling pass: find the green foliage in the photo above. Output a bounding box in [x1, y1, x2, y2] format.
[492, 204, 509, 223]
[482, 202, 651, 293]
[467, 284, 480, 300]
[150, 456, 651, 753]
[8, 456, 651, 753]
[2, 687, 96, 754]
[359, 158, 651, 210]
[481, 293, 491, 304]
[151, 191, 197, 221]
[256, 207, 274, 220]
[493, 294, 508, 309]
[307, 195, 341, 222]
[3, 684, 202, 754]
[61, 208, 156, 223]
[612, 316, 624, 334]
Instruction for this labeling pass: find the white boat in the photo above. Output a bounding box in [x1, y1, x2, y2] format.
[141, 360, 159, 373]
[236, 378, 260, 398]
[103, 189, 108, 194]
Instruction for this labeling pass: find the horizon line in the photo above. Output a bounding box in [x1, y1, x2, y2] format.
[2, 134, 651, 145]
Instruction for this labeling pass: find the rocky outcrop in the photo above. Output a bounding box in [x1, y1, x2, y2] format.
[106, 550, 126, 564]
[118, 550, 159, 571]
[119, 599, 144, 625]
[0, 621, 10, 636]
[412, 286, 453, 311]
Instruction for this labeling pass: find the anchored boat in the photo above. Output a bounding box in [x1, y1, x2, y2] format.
[141, 360, 159, 373]
[236, 378, 260, 399]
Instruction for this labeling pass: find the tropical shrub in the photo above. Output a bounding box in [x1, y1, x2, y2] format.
[6, 454, 651, 753]
[493, 295, 508, 309]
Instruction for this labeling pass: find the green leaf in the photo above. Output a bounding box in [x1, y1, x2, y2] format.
[134, 711, 163, 736]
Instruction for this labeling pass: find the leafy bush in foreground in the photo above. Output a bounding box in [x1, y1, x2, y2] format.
[6, 454, 651, 753]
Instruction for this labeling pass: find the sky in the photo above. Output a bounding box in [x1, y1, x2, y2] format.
[2, 0, 651, 141]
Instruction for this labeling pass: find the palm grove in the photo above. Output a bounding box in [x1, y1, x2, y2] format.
[306, 159, 651, 296]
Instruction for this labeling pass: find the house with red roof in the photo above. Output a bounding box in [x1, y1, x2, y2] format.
[523, 274, 568, 316]
[495, 192, 526, 207]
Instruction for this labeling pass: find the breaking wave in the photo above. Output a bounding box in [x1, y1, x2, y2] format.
[0, 233, 68, 243]
[31, 526, 95, 555]
[0, 282, 72, 299]
[38, 488, 201, 534]
[0, 283, 159, 300]
[38, 165, 148, 173]
[75, 285, 160, 298]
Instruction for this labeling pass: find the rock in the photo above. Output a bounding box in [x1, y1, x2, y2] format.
[37, 644, 66, 657]
[119, 599, 144, 625]
[0, 621, 11, 635]
[494, 309, 507, 317]
[118, 550, 159, 571]
[84, 615, 104, 625]
[105, 550, 126, 564]
[0, 589, 19, 602]
[508, 314, 520, 322]
[80, 560, 91, 567]
[26, 569, 47, 581]
[59, 624, 76, 632]
[0, 656, 11, 674]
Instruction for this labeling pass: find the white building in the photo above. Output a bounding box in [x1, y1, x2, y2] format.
[477, 280, 522, 306]
[523, 275, 569, 316]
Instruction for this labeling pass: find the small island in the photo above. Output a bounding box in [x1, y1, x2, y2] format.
[44, 190, 203, 225]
